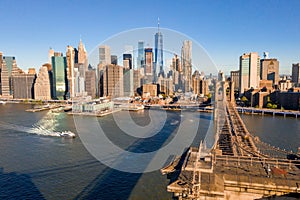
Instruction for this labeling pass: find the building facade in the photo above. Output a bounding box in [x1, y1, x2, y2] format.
[260, 58, 279, 85]
[12, 73, 36, 99]
[85, 69, 96, 99]
[181, 40, 192, 93]
[154, 21, 164, 80]
[230, 70, 240, 91]
[51, 53, 67, 100]
[292, 63, 300, 84]
[102, 64, 124, 98]
[34, 66, 51, 100]
[99, 45, 111, 69]
[239, 52, 260, 94]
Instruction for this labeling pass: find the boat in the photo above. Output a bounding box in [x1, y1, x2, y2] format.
[0, 101, 6, 105]
[58, 131, 76, 138]
[64, 105, 72, 112]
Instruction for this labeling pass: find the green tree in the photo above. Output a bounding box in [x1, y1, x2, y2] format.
[272, 104, 277, 109]
[241, 96, 248, 102]
[266, 103, 273, 108]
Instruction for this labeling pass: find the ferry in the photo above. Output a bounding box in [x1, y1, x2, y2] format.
[0, 101, 6, 105]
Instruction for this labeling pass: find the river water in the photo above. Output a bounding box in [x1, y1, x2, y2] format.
[0, 103, 298, 199]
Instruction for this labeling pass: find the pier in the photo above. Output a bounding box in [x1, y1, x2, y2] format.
[162, 81, 300, 199]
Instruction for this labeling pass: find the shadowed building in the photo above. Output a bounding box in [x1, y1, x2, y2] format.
[230, 70, 240, 91]
[292, 63, 300, 84]
[51, 52, 67, 100]
[142, 84, 158, 98]
[12, 73, 36, 99]
[144, 48, 153, 77]
[85, 69, 96, 98]
[34, 66, 51, 100]
[111, 55, 118, 65]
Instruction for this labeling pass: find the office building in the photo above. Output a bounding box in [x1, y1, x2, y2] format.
[123, 69, 134, 96]
[158, 76, 173, 96]
[99, 45, 111, 68]
[123, 54, 132, 69]
[239, 52, 260, 94]
[78, 39, 88, 71]
[85, 69, 96, 98]
[144, 48, 153, 77]
[51, 52, 67, 100]
[142, 84, 158, 98]
[192, 70, 209, 96]
[111, 55, 118, 65]
[181, 40, 192, 92]
[0, 60, 10, 97]
[12, 73, 36, 99]
[230, 70, 240, 91]
[260, 58, 279, 85]
[34, 66, 51, 100]
[102, 64, 124, 98]
[154, 19, 164, 80]
[292, 63, 300, 84]
[137, 41, 145, 70]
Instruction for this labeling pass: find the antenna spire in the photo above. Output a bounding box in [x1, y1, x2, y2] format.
[158, 17, 160, 32]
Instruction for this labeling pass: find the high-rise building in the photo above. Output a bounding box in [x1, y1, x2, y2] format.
[144, 48, 153, 76]
[260, 58, 279, 85]
[48, 48, 55, 64]
[181, 40, 192, 92]
[123, 54, 132, 69]
[78, 39, 88, 71]
[51, 52, 67, 100]
[85, 69, 96, 98]
[102, 64, 124, 98]
[0, 60, 10, 97]
[0, 52, 2, 95]
[111, 55, 118, 65]
[66, 45, 75, 98]
[34, 66, 51, 100]
[292, 63, 300, 84]
[123, 69, 134, 96]
[157, 76, 173, 96]
[12, 73, 36, 99]
[154, 19, 164, 81]
[192, 70, 208, 96]
[133, 69, 141, 95]
[239, 52, 260, 94]
[230, 70, 240, 91]
[99, 45, 111, 68]
[137, 41, 145, 71]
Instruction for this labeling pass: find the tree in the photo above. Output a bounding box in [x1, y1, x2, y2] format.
[272, 104, 277, 109]
[266, 103, 273, 108]
[241, 96, 248, 102]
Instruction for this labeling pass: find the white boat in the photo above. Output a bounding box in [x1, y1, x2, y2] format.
[58, 131, 76, 138]
[0, 101, 6, 105]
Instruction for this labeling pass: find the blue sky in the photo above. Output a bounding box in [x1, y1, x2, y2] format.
[0, 0, 299, 75]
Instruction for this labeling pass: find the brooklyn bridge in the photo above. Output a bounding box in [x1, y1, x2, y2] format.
[161, 80, 300, 200]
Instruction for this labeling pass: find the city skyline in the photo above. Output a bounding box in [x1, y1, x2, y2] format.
[0, 0, 300, 75]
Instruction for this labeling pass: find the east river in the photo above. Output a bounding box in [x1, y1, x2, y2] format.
[0, 103, 299, 199]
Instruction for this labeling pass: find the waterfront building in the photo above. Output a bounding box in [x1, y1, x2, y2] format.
[142, 84, 158, 98]
[157, 76, 173, 96]
[181, 40, 192, 92]
[102, 64, 124, 98]
[123, 54, 132, 69]
[51, 52, 67, 100]
[85, 69, 96, 99]
[111, 55, 118, 65]
[3, 56, 22, 95]
[12, 73, 36, 99]
[144, 48, 153, 78]
[239, 52, 260, 94]
[34, 66, 51, 100]
[137, 41, 145, 71]
[0, 60, 10, 97]
[154, 19, 164, 81]
[292, 63, 300, 84]
[230, 70, 240, 91]
[123, 69, 134, 97]
[260, 57, 279, 85]
[99, 45, 111, 69]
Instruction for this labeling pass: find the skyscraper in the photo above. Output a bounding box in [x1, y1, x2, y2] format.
[66, 45, 75, 98]
[137, 41, 145, 71]
[3, 56, 23, 96]
[111, 55, 118, 65]
[85, 69, 96, 98]
[144, 48, 153, 77]
[0, 60, 10, 97]
[239, 52, 260, 94]
[230, 70, 240, 91]
[99, 45, 111, 68]
[123, 54, 132, 69]
[292, 63, 300, 84]
[260, 57, 279, 85]
[34, 66, 51, 100]
[181, 40, 192, 92]
[12, 73, 36, 99]
[78, 39, 88, 71]
[51, 52, 67, 100]
[0, 52, 2, 95]
[154, 19, 164, 81]
[102, 64, 124, 98]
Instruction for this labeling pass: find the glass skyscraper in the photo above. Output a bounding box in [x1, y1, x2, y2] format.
[51, 53, 67, 100]
[154, 20, 164, 83]
[137, 41, 144, 70]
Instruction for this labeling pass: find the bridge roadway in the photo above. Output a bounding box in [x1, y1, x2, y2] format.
[161, 98, 300, 200]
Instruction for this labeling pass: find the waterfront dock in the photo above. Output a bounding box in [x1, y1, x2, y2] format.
[236, 107, 300, 118]
[26, 104, 62, 112]
[162, 83, 300, 199]
[68, 108, 121, 117]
